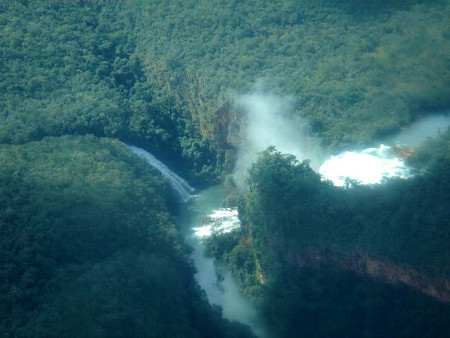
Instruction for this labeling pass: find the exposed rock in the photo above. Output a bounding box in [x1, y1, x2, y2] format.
[291, 247, 450, 303]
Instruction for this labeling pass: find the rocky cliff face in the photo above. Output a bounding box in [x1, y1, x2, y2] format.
[291, 247, 450, 303]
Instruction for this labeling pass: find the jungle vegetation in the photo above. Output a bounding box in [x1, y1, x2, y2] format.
[2, 1, 449, 153]
[131, 0, 450, 147]
[1, 0, 450, 337]
[0, 0, 220, 185]
[0, 136, 254, 337]
[206, 134, 450, 337]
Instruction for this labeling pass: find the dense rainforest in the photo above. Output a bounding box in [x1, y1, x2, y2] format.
[207, 136, 450, 337]
[130, 0, 450, 147]
[0, 136, 254, 337]
[2, 0, 450, 152]
[1, 0, 449, 337]
[0, 0, 221, 185]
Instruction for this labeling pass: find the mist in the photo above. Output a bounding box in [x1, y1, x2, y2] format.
[233, 92, 323, 189]
[382, 113, 450, 147]
[232, 91, 450, 189]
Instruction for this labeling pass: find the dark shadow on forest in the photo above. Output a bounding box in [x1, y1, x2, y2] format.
[326, 0, 442, 16]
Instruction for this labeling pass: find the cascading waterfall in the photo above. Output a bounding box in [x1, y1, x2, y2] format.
[127, 145, 267, 337]
[128, 145, 195, 202]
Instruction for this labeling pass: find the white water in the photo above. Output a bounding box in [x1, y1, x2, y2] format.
[127, 145, 266, 337]
[128, 145, 195, 202]
[125, 113, 449, 334]
[319, 145, 410, 186]
[180, 188, 268, 337]
[319, 114, 450, 186]
[193, 208, 241, 238]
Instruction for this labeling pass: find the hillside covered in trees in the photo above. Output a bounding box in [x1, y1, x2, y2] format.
[1, 0, 449, 337]
[2, 1, 449, 152]
[206, 135, 450, 336]
[0, 0, 221, 185]
[131, 0, 450, 146]
[0, 136, 254, 337]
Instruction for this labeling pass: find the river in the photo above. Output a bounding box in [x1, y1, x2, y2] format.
[128, 146, 268, 337]
[179, 186, 268, 337]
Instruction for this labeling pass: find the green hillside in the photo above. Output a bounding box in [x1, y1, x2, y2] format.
[0, 136, 253, 337]
[2, 1, 449, 152]
[132, 0, 450, 146]
[206, 134, 450, 336]
[1, 0, 449, 337]
[0, 0, 219, 184]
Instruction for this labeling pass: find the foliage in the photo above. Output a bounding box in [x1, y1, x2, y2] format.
[0, 0, 219, 184]
[407, 127, 450, 170]
[131, 0, 450, 147]
[240, 146, 450, 278]
[1, 0, 448, 177]
[262, 265, 450, 337]
[0, 135, 253, 337]
[1, 0, 450, 336]
[208, 141, 450, 336]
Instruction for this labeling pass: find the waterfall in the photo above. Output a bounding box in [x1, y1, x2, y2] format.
[319, 144, 410, 186]
[128, 147, 268, 336]
[128, 145, 195, 202]
[319, 113, 450, 186]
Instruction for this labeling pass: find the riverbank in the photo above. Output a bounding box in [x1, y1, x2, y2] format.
[178, 186, 270, 338]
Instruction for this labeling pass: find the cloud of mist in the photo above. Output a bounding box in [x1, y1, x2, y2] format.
[233, 92, 324, 189]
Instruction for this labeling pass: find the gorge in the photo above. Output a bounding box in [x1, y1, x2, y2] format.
[1, 0, 449, 336]
[128, 111, 450, 337]
[130, 145, 267, 337]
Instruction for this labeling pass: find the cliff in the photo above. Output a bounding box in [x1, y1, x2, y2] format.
[291, 247, 450, 303]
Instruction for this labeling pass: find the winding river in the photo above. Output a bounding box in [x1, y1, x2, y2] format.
[128, 146, 267, 337]
[179, 187, 268, 337]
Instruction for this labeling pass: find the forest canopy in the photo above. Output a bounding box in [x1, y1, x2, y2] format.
[0, 135, 254, 337]
[0, 0, 220, 184]
[131, 0, 450, 146]
[1, 0, 449, 337]
[205, 140, 450, 336]
[239, 142, 450, 279]
[1, 0, 449, 156]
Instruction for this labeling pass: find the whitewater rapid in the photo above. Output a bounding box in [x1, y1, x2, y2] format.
[318, 114, 450, 186]
[180, 189, 268, 337]
[319, 145, 410, 186]
[193, 208, 241, 238]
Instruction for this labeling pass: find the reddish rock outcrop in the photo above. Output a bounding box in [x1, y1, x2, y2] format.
[291, 248, 450, 303]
